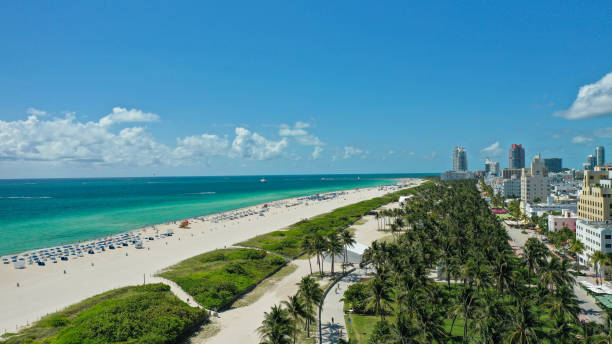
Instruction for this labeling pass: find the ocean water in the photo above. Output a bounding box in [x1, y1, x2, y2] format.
[0, 174, 432, 256]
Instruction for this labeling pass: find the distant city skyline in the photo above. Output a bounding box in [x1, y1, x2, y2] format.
[0, 2, 611, 178]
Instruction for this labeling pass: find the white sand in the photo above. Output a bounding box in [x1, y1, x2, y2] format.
[0, 179, 421, 334]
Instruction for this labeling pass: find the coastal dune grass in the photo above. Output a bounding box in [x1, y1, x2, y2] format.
[157, 248, 286, 310]
[238, 186, 425, 258]
[4, 283, 208, 344]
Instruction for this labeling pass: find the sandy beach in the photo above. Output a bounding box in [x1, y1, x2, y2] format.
[0, 179, 421, 335]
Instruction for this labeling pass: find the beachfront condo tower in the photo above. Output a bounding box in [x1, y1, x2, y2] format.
[453, 146, 468, 172]
[596, 146, 606, 167]
[509, 144, 525, 169]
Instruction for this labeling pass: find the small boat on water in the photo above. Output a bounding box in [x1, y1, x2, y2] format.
[260, 178, 267, 183]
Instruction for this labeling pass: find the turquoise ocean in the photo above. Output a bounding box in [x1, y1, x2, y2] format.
[0, 174, 434, 256]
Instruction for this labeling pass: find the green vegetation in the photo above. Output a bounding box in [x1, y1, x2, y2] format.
[4, 284, 207, 344]
[257, 275, 324, 344]
[158, 248, 286, 310]
[340, 180, 610, 343]
[239, 185, 426, 258]
[231, 263, 298, 308]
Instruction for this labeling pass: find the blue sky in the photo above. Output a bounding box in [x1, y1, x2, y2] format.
[0, 1, 611, 178]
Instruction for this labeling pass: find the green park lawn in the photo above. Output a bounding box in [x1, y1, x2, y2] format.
[158, 248, 286, 310]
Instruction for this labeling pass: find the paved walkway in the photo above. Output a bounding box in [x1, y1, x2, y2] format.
[148, 276, 204, 309]
[320, 268, 367, 344]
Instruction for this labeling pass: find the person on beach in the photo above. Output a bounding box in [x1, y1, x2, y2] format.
[16, 282, 19, 287]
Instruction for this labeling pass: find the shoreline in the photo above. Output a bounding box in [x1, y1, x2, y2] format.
[0, 177, 411, 258]
[0, 178, 421, 334]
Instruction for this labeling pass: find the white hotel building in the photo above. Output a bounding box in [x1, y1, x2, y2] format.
[576, 220, 612, 265]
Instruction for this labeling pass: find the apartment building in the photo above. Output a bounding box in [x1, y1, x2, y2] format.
[577, 165, 612, 221]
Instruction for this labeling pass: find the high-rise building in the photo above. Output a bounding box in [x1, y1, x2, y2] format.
[577, 165, 612, 222]
[586, 155, 596, 170]
[502, 168, 522, 179]
[596, 146, 605, 166]
[509, 144, 525, 169]
[484, 159, 500, 176]
[521, 154, 548, 203]
[543, 158, 562, 173]
[453, 146, 468, 172]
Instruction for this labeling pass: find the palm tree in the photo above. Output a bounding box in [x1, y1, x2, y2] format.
[297, 276, 323, 337]
[569, 239, 585, 270]
[546, 285, 581, 323]
[523, 237, 548, 283]
[366, 270, 393, 320]
[282, 295, 306, 344]
[301, 236, 314, 275]
[493, 254, 513, 295]
[313, 234, 327, 276]
[591, 250, 608, 285]
[340, 230, 356, 274]
[391, 315, 421, 344]
[327, 232, 344, 276]
[504, 301, 545, 344]
[258, 304, 293, 344]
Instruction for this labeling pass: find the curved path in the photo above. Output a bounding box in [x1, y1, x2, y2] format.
[148, 276, 204, 309]
[320, 268, 366, 344]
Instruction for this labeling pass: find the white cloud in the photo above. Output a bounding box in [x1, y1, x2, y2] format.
[0, 108, 289, 166]
[295, 121, 310, 129]
[278, 122, 324, 146]
[480, 141, 503, 157]
[311, 146, 323, 159]
[231, 127, 288, 160]
[26, 107, 47, 116]
[174, 134, 230, 160]
[343, 146, 366, 159]
[555, 72, 612, 119]
[98, 107, 160, 126]
[571, 135, 594, 144]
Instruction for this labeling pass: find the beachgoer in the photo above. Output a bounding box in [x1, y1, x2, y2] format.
[63, 270, 66, 274]
[16, 282, 19, 287]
